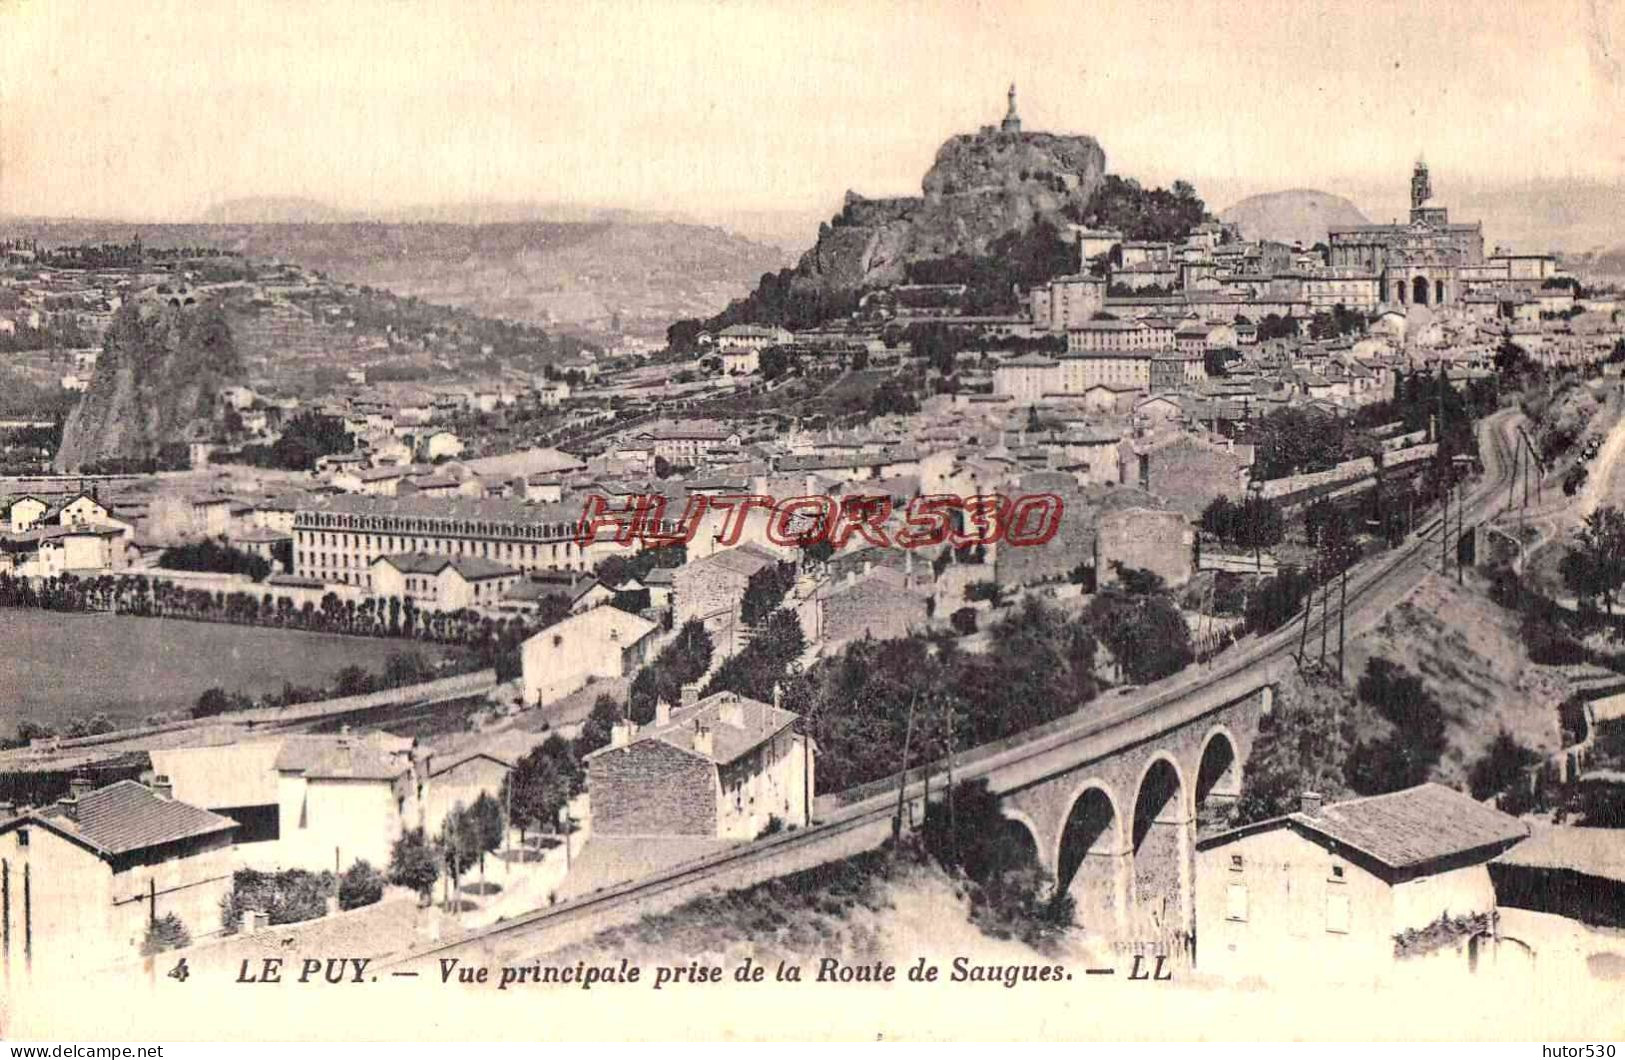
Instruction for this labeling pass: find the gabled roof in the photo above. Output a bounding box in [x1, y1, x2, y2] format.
[688, 542, 780, 579]
[587, 690, 800, 767]
[1198, 784, 1528, 877]
[374, 551, 516, 581]
[9, 780, 237, 859]
[275, 732, 413, 781]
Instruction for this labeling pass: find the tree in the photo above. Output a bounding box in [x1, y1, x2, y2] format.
[1346, 658, 1447, 795]
[741, 561, 797, 626]
[503, 736, 580, 841]
[337, 859, 385, 911]
[141, 913, 191, 956]
[1082, 589, 1193, 684]
[387, 828, 440, 907]
[951, 607, 979, 636]
[703, 607, 807, 703]
[576, 695, 622, 757]
[1231, 672, 1355, 826]
[963, 580, 1004, 606]
[333, 665, 373, 697]
[384, 650, 431, 688]
[157, 540, 271, 581]
[192, 687, 235, 719]
[759, 345, 793, 380]
[436, 804, 482, 908]
[1467, 730, 1539, 802]
[467, 791, 506, 881]
[1561, 505, 1625, 613]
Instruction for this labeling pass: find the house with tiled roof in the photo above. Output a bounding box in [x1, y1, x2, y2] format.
[0, 778, 239, 970]
[584, 687, 813, 840]
[1194, 784, 1527, 981]
[274, 730, 418, 870]
[518, 604, 660, 706]
[369, 551, 521, 611]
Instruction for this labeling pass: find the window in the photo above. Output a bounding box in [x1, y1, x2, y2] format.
[1330, 862, 1345, 882]
[1326, 893, 1350, 934]
[1225, 883, 1248, 922]
[16, 828, 28, 848]
[1229, 854, 1243, 872]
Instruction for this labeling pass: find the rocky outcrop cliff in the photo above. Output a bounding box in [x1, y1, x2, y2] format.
[793, 126, 1107, 294]
[54, 301, 243, 471]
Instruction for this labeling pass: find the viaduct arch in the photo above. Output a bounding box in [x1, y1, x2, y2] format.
[1000, 683, 1272, 941]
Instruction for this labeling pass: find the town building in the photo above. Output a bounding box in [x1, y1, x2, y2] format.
[369, 551, 522, 610]
[0, 779, 239, 972]
[292, 493, 594, 587]
[1195, 785, 1527, 981]
[1326, 161, 1485, 307]
[518, 604, 660, 706]
[1030, 274, 1107, 332]
[584, 688, 814, 840]
[274, 731, 417, 871]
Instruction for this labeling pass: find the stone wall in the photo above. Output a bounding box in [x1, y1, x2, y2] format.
[588, 739, 717, 837]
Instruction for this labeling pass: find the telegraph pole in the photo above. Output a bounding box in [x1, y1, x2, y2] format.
[1319, 564, 1330, 668]
[893, 693, 916, 843]
[1457, 482, 1465, 585]
[943, 694, 957, 864]
[1297, 579, 1314, 666]
[1338, 563, 1348, 678]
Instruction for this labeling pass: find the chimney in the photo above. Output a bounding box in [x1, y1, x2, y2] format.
[655, 699, 672, 727]
[611, 719, 635, 748]
[692, 722, 714, 758]
[0, 801, 14, 820]
[773, 683, 783, 711]
[680, 684, 699, 708]
[57, 796, 79, 822]
[719, 694, 745, 728]
[152, 775, 173, 800]
[69, 775, 93, 800]
[1300, 791, 1324, 817]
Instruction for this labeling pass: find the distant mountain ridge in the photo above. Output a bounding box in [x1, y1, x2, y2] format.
[0, 214, 791, 337]
[1219, 189, 1371, 246]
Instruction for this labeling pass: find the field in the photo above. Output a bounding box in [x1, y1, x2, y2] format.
[0, 609, 454, 732]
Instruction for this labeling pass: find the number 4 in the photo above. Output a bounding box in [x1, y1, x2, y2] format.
[167, 957, 190, 982]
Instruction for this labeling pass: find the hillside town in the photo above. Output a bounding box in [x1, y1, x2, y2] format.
[5, 85, 1625, 1008]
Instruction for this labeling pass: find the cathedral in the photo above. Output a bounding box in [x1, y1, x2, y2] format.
[1326, 161, 1485, 307]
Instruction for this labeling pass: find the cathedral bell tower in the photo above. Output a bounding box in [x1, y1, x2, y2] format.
[1410, 159, 1432, 212]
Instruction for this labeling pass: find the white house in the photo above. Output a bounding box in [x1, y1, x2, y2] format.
[519, 605, 660, 706]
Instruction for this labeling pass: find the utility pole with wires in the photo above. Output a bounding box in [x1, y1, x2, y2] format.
[1319, 561, 1331, 668]
[942, 693, 958, 864]
[892, 692, 917, 843]
[1338, 563, 1348, 678]
[1457, 479, 1466, 586]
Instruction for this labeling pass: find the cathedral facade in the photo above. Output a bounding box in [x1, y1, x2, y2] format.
[1326, 161, 1484, 307]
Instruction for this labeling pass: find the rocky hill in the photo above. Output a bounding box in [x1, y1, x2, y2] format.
[794, 127, 1107, 295]
[1219, 189, 1370, 246]
[54, 302, 244, 472]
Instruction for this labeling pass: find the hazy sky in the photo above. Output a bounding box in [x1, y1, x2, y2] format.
[4, 0, 1625, 228]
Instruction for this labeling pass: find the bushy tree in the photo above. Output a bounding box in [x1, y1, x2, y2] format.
[1083, 588, 1192, 684]
[1231, 671, 1356, 826]
[141, 913, 191, 956]
[1345, 658, 1447, 795]
[503, 736, 581, 840]
[387, 828, 440, 907]
[337, 859, 385, 911]
[1467, 730, 1540, 802]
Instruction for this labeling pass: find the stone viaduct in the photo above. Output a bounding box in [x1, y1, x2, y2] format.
[987, 681, 1277, 942]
